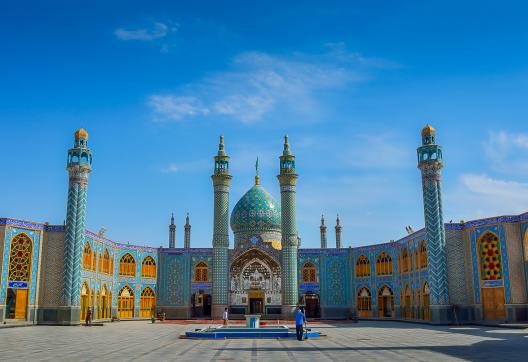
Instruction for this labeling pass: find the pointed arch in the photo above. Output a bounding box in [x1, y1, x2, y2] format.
[82, 242, 92, 270]
[418, 240, 428, 270]
[301, 261, 317, 283]
[141, 256, 156, 278]
[356, 255, 370, 277]
[478, 231, 502, 281]
[193, 261, 209, 282]
[140, 286, 156, 317]
[357, 286, 372, 317]
[80, 281, 90, 321]
[376, 252, 393, 276]
[377, 285, 394, 318]
[400, 248, 410, 274]
[422, 282, 430, 320]
[8, 232, 33, 283]
[119, 253, 136, 277]
[101, 248, 111, 274]
[118, 285, 134, 318]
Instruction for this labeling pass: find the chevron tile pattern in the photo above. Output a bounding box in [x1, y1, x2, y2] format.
[62, 182, 78, 305]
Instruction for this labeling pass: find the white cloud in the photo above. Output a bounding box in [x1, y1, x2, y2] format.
[484, 130, 528, 175]
[148, 96, 210, 122]
[148, 45, 388, 123]
[114, 22, 176, 41]
[160, 163, 179, 173]
[450, 174, 528, 217]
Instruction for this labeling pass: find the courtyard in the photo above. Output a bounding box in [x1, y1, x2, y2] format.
[0, 321, 527, 361]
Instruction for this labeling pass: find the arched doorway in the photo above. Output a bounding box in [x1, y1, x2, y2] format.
[478, 231, 506, 320]
[118, 286, 134, 319]
[357, 287, 372, 317]
[377, 285, 394, 318]
[100, 285, 110, 319]
[402, 285, 412, 319]
[80, 282, 90, 321]
[304, 292, 320, 318]
[6, 233, 33, 320]
[423, 282, 430, 321]
[140, 287, 156, 318]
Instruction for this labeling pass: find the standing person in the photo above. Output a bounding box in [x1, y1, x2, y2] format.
[223, 307, 229, 326]
[85, 307, 92, 327]
[295, 307, 305, 341]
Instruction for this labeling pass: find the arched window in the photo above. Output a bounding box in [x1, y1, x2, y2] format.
[301, 262, 317, 283]
[418, 241, 428, 270]
[357, 287, 372, 317]
[356, 255, 370, 277]
[401, 248, 410, 274]
[8, 233, 33, 282]
[101, 249, 111, 274]
[118, 285, 134, 319]
[140, 287, 156, 317]
[92, 249, 97, 271]
[119, 253, 136, 277]
[402, 285, 413, 319]
[376, 253, 393, 276]
[142, 256, 156, 278]
[82, 242, 92, 270]
[479, 232, 502, 280]
[193, 261, 209, 282]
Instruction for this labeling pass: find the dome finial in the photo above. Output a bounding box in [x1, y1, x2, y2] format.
[421, 123, 436, 136]
[75, 128, 88, 140]
[255, 157, 260, 185]
[217, 135, 226, 156]
[283, 134, 292, 156]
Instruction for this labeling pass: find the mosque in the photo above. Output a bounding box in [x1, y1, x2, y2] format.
[1, 125, 527, 325]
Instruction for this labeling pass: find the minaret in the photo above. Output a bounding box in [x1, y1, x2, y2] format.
[211, 135, 232, 318]
[417, 124, 449, 322]
[169, 213, 176, 248]
[62, 128, 92, 324]
[320, 214, 327, 249]
[278, 135, 299, 318]
[335, 215, 342, 249]
[184, 213, 191, 249]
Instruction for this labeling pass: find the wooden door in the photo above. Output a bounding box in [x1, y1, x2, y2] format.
[14, 289, 28, 320]
[482, 287, 505, 320]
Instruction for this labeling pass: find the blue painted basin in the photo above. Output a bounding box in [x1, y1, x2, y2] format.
[184, 325, 322, 339]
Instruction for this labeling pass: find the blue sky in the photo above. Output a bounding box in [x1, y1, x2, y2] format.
[1, 1, 527, 248]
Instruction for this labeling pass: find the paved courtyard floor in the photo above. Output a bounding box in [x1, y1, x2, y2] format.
[1, 320, 527, 361]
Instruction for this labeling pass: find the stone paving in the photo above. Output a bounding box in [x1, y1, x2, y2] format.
[0, 320, 527, 361]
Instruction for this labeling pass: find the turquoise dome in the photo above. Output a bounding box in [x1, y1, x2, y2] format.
[230, 183, 281, 233]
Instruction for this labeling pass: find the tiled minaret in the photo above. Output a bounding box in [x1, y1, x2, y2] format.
[62, 128, 92, 324]
[278, 135, 299, 318]
[211, 136, 232, 319]
[417, 124, 450, 323]
[184, 213, 191, 249]
[335, 215, 342, 249]
[169, 213, 176, 248]
[320, 215, 327, 249]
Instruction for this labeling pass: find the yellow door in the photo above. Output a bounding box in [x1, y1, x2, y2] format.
[482, 287, 505, 320]
[14, 289, 28, 320]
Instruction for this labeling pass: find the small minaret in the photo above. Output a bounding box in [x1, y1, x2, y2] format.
[184, 213, 191, 249]
[169, 213, 176, 248]
[320, 214, 327, 249]
[278, 135, 299, 318]
[417, 124, 449, 318]
[63, 128, 92, 321]
[335, 214, 342, 249]
[211, 135, 232, 319]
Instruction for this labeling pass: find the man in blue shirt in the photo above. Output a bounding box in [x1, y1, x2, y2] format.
[295, 307, 306, 341]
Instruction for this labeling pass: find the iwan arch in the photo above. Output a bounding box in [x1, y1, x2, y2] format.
[1, 125, 528, 325]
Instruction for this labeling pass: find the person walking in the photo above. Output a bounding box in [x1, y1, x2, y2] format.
[295, 306, 306, 341]
[85, 307, 92, 327]
[223, 307, 229, 326]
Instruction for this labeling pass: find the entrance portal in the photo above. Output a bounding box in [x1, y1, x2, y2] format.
[304, 292, 320, 318]
[5, 288, 28, 320]
[248, 290, 264, 314]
